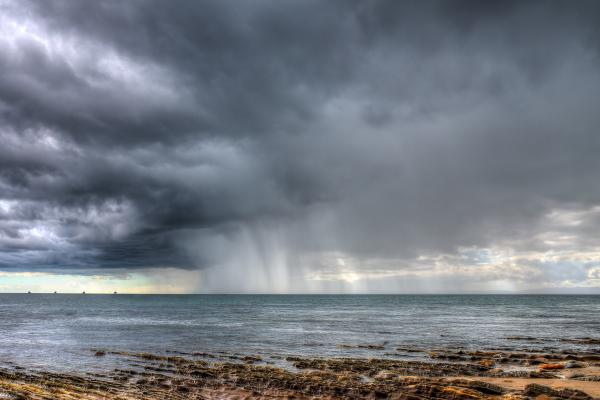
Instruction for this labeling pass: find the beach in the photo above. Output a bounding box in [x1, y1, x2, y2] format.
[1, 344, 599, 399]
[1, 295, 599, 398]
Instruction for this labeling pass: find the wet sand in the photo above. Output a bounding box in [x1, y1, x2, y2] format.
[465, 376, 600, 398]
[1, 346, 599, 399]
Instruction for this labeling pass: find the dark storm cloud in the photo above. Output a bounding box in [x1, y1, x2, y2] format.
[1, 0, 600, 279]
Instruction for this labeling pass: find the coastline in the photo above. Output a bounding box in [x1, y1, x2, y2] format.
[1, 345, 599, 399]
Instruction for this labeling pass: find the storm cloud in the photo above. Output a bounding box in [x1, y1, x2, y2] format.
[1, 0, 600, 291]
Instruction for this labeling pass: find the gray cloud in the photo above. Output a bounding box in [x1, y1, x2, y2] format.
[1, 0, 600, 291]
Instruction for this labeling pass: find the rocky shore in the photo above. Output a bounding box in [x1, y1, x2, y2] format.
[1, 345, 599, 399]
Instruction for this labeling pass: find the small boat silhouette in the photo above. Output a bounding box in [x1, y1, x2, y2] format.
[82, 291, 86, 294]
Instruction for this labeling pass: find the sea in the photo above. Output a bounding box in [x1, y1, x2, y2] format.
[0, 294, 599, 373]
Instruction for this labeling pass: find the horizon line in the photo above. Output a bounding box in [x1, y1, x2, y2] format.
[4, 291, 600, 295]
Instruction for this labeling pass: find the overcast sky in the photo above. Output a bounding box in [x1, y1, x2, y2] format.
[1, 0, 600, 293]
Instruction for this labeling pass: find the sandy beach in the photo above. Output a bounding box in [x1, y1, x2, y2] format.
[1, 344, 599, 399]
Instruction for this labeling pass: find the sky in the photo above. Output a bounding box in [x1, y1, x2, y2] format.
[1, 0, 600, 293]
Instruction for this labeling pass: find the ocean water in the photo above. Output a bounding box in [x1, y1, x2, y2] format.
[0, 294, 599, 373]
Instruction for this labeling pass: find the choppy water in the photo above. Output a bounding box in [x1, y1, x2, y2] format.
[0, 294, 599, 373]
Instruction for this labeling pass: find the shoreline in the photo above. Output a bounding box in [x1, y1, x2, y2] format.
[1, 346, 599, 399]
[7, 293, 600, 295]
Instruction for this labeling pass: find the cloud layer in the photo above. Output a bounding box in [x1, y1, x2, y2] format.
[1, 0, 600, 291]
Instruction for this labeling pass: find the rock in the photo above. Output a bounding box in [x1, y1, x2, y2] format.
[565, 360, 587, 369]
[571, 375, 600, 381]
[538, 363, 565, 370]
[528, 370, 560, 378]
[2, 349, 598, 400]
[396, 346, 425, 353]
[411, 383, 485, 400]
[441, 386, 484, 399]
[447, 379, 505, 395]
[524, 384, 561, 397]
[241, 355, 262, 363]
[429, 350, 467, 360]
[561, 338, 600, 345]
[526, 357, 547, 365]
[524, 383, 593, 399]
[374, 370, 396, 380]
[94, 350, 106, 357]
[479, 359, 495, 368]
[505, 336, 539, 341]
[501, 394, 527, 400]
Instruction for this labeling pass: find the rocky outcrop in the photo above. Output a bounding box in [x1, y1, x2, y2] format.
[0, 348, 598, 399]
[523, 383, 593, 399]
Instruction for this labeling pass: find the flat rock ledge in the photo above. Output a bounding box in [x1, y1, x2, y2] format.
[0, 348, 598, 399]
